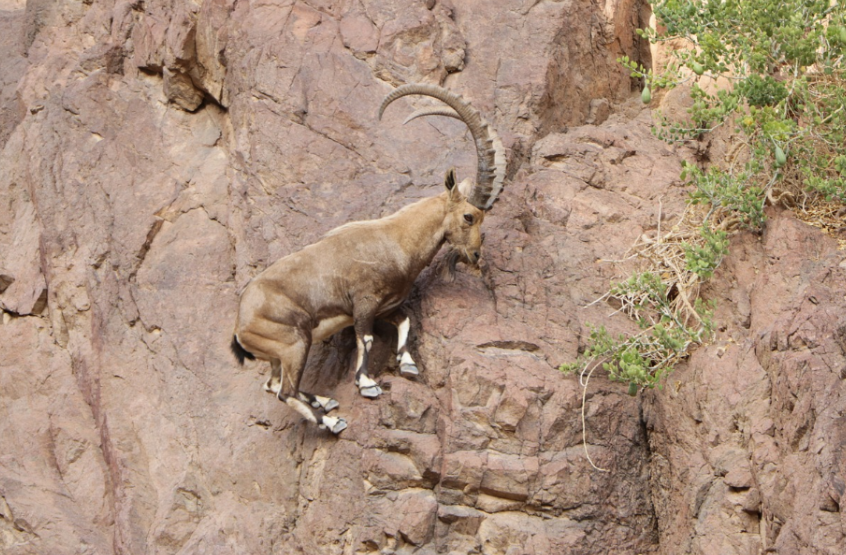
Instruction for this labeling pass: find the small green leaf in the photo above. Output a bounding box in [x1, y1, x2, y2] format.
[774, 145, 787, 167]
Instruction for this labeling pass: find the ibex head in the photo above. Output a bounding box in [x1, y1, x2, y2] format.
[379, 83, 506, 273]
[442, 167, 485, 268]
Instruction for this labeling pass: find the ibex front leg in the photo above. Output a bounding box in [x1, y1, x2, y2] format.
[353, 314, 382, 398]
[387, 312, 419, 377]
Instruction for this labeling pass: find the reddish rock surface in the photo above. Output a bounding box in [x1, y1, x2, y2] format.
[644, 212, 846, 554]
[1, 1, 844, 554]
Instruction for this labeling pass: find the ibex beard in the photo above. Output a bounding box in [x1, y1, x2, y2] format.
[231, 84, 505, 434]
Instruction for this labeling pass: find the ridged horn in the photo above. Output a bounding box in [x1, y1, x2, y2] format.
[379, 84, 506, 210]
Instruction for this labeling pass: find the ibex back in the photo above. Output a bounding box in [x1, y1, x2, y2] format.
[232, 84, 505, 433]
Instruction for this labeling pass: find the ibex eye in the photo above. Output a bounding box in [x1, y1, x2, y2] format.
[463, 214, 474, 225]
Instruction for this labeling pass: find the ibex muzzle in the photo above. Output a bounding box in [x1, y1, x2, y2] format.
[232, 84, 505, 434]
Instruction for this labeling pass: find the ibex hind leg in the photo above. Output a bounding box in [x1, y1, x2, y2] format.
[264, 360, 283, 394]
[243, 326, 347, 434]
[278, 362, 347, 434]
[297, 392, 340, 413]
[278, 335, 347, 434]
[281, 394, 345, 433]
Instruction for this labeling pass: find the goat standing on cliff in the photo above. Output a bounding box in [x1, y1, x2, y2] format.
[231, 84, 506, 433]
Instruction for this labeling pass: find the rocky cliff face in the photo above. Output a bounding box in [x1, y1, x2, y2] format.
[1, 1, 844, 554]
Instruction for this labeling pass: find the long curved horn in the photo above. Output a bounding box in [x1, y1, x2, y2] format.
[379, 84, 506, 210]
[402, 107, 459, 125]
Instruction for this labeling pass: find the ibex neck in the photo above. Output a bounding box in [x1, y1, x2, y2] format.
[392, 193, 449, 272]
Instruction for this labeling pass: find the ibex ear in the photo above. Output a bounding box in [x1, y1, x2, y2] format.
[444, 167, 457, 192]
[445, 167, 463, 202]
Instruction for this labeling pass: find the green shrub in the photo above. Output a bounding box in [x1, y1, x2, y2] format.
[629, 0, 846, 204]
[564, 0, 845, 392]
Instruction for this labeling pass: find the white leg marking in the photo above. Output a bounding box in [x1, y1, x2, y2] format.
[359, 374, 378, 388]
[397, 318, 410, 350]
[264, 376, 282, 394]
[356, 334, 381, 397]
[313, 395, 339, 412]
[285, 397, 317, 424]
[355, 339, 365, 372]
[320, 415, 348, 434]
[298, 392, 316, 407]
[400, 351, 415, 365]
[265, 361, 283, 393]
[358, 374, 382, 398]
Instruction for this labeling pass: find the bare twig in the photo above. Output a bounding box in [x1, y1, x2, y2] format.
[580, 360, 610, 473]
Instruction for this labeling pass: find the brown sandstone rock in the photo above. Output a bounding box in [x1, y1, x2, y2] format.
[644, 211, 846, 554]
[1, 1, 845, 555]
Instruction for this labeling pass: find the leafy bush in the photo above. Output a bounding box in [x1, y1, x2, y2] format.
[564, 0, 846, 392]
[628, 0, 846, 203]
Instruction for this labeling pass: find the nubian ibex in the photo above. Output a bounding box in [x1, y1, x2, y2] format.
[231, 84, 506, 433]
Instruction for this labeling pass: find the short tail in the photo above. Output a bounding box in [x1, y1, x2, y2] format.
[230, 335, 255, 365]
